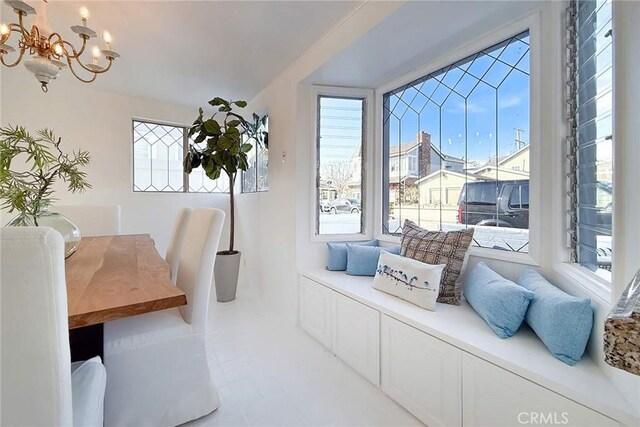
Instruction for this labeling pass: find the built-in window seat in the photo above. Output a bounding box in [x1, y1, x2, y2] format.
[298, 269, 639, 426]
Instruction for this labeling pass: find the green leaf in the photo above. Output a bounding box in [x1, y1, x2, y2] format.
[208, 97, 228, 107]
[234, 100, 247, 108]
[218, 135, 233, 150]
[241, 143, 252, 153]
[203, 119, 221, 135]
[206, 137, 218, 150]
[226, 119, 241, 128]
[225, 127, 240, 138]
[188, 124, 200, 138]
[194, 132, 206, 144]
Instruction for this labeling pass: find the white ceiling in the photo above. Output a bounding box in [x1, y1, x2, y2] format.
[1, 1, 359, 107]
[308, 0, 541, 88]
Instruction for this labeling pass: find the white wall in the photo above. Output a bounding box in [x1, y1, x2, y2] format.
[243, 1, 405, 318]
[0, 71, 259, 291]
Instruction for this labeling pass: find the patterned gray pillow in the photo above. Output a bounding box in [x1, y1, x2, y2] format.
[400, 220, 474, 305]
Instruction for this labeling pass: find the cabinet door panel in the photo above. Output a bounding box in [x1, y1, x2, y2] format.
[462, 353, 618, 427]
[333, 295, 380, 385]
[381, 315, 462, 427]
[299, 276, 333, 350]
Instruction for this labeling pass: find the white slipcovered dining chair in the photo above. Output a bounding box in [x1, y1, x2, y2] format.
[165, 207, 192, 284]
[103, 208, 225, 427]
[55, 205, 122, 236]
[1, 227, 107, 427]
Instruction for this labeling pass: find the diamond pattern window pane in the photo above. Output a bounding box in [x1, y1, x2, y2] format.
[133, 120, 229, 193]
[242, 117, 269, 193]
[133, 121, 184, 192]
[383, 31, 531, 253]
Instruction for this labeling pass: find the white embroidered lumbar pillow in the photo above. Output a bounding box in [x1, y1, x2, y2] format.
[372, 251, 445, 311]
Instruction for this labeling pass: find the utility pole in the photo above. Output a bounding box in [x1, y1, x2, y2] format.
[514, 128, 526, 150]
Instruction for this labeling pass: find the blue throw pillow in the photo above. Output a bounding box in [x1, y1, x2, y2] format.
[518, 268, 593, 365]
[464, 262, 534, 339]
[326, 240, 377, 271]
[346, 244, 401, 276]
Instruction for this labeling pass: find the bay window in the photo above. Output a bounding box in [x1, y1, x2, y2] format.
[382, 31, 532, 253]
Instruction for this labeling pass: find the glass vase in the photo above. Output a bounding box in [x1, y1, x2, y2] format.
[7, 210, 82, 258]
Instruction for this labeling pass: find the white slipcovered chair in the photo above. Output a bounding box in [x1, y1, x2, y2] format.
[1, 227, 107, 427]
[165, 207, 192, 284]
[55, 205, 122, 236]
[104, 208, 225, 427]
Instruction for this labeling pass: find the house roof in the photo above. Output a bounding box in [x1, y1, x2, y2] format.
[415, 169, 478, 185]
[388, 141, 465, 164]
[389, 142, 419, 156]
[467, 144, 529, 172]
[496, 143, 529, 166]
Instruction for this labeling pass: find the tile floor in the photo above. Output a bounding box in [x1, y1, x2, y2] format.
[185, 292, 422, 427]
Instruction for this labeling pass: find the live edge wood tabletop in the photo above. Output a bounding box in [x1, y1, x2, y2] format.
[65, 234, 187, 329]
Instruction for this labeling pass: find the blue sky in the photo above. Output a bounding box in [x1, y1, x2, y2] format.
[386, 31, 530, 164]
[317, 32, 530, 167]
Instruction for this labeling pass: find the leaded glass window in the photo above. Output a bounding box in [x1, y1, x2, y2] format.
[132, 120, 228, 193]
[382, 31, 531, 253]
[242, 117, 269, 193]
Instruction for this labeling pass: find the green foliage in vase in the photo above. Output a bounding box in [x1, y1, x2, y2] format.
[184, 97, 268, 254]
[0, 125, 91, 225]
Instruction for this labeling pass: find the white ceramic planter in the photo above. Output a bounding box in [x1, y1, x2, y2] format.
[214, 251, 241, 302]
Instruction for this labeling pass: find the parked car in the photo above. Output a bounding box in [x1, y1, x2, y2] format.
[456, 180, 530, 229]
[457, 179, 612, 230]
[329, 198, 361, 214]
[319, 200, 331, 213]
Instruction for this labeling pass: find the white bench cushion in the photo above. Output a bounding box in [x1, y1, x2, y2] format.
[71, 357, 106, 427]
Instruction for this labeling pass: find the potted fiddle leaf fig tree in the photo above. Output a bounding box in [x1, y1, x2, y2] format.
[184, 97, 267, 302]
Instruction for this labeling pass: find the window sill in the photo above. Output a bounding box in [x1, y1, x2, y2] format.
[311, 233, 373, 244]
[552, 263, 612, 308]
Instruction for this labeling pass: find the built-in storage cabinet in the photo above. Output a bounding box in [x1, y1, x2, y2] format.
[299, 276, 333, 349]
[381, 315, 462, 427]
[333, 295, 380, 385]
[298, 274, 630, 427]
[462, 353, 618, 427]
[299, 276, 380, 385]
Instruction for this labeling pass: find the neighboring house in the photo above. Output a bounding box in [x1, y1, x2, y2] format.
[388, 131, 465, 202]
[415, 142, 531, 225]
[319, 180, 338, 203]
[416, 170, 479, 225]
[465, 143, 530, 180]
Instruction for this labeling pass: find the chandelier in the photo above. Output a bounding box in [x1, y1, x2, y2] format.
[0, 0, 119, 92]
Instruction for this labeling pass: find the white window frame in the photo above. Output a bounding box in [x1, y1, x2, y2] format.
[310, 86, 374, 243]
[373, 13, 542, 266]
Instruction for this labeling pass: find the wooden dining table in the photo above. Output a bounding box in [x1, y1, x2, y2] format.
[65, 234, 187, 360]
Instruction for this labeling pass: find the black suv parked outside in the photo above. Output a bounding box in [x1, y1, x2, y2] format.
[457, 179, 613, 230]
[456, 180, 530, 229]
